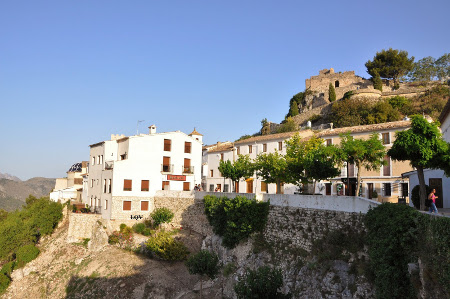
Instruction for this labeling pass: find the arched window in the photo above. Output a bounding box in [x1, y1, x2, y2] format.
[335, 80, 340, 87]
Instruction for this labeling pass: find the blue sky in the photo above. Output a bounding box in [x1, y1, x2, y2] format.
[1, 0, 449, 180]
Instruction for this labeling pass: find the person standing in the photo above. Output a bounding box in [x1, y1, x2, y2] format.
[428, 189, 439, 214]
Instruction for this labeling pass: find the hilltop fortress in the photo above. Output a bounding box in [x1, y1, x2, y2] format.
[292, 68, 435, 127]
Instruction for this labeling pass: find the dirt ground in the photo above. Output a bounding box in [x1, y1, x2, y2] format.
[2, 217, 217, 299]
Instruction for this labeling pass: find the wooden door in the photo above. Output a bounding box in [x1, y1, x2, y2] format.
[429, 178, 443, 208]
[367, 183, 373, 199]
[246, 180, 253, 193]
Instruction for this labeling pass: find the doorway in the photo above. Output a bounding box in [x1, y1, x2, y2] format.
[429, 178, 443, 208]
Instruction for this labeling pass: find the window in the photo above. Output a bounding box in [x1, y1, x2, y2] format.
[141, 201, 149, 211]
[97, 155, 100, 165]
[348, 163, 355, 177]
[384, 183, 391, 196]
[141, 180, 149, 191]
[383, 156, 391, 176]
[335, 80, 340, 88]
[220, 153, 224, 161]
[401, 183, 409, 197]
[108, 179, 112, 193]
[162, 181, 169, 190]
[90, 179, 94, 188]
[74, 178, 83, 185]
[261, 181, 268, 193]
[104, 200, 108, 210]
[162, 156, 171, 172]
[100, 155, 103, 165]
[183, 182, 190, 191]
[248, 145, 252, 154]
[382, 133, 390, 145]
[278, 142, 283, 151]
[123, 179, 132, 191]
[237, 147, 240, 155]
[224, 184, 229, 192]
[123, 201, 131, 211]
[184, 142, 191, 153]
[326, 139, 332, 146]
[209, 184, 214, 192]
[235, 181, 239, 193]
[164, 139, 171, 151]
[263, 144, 267, 152]
[184, 158, 191, 173]
[210, 170, 213, 177]
[103, 179, 106, 193]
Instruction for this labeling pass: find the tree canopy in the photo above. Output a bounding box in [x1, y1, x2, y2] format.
[218, 155, 254, 192]
[388, 115, 449, 210]
[254, 151, 288, 194]
[365, 48, 414, 87]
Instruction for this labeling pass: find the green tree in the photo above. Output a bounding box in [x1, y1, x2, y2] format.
[218, 155, 254, 192]
[254, 151, 289, 194]
[388, 115, 449, 210]
[285, 134, 340, 192]
[372, 70, 383, 91]
[234, 266, 291, 299]
[186, 250, 220, 299]
[365, 48, 414, 88]
[339, 133, 386, 197]
[288, 99, 299, 117]
[276, 117, 297, 133]
[408, 56, 437, 81]
[328, 83, 336, 102]
[436, 53, 450, 81]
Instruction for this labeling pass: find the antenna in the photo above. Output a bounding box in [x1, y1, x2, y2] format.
[136, 120, 145, 135]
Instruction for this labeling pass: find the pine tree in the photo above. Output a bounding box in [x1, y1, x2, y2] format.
[372, 71, 383, 91]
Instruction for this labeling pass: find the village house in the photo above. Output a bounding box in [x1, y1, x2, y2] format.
[50, 161, 88, 202]
[86, 125, 203, 220]
[203, 120, 414, 203]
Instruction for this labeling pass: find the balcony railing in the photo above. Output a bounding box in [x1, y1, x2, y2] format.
[105, 161, 114, 170]
[161, 164, 174, 173]
[182, 166, 194, 174]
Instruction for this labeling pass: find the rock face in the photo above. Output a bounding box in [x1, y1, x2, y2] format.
[88, 220, 109, 251]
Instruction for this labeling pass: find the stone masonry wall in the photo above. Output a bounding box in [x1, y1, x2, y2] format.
[264, 206, 365, 251]
[67, 213, 101, 243]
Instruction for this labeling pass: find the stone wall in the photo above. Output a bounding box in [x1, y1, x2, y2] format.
[154, 190, 213, 236]
[67, 213, 101, 242]
[264, 206, 365, 251]
[111, 196, 154, 220]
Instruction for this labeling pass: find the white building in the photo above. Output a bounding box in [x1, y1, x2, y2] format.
[50, 162, 88, 202]
[402, 100, 450, 209]
[86, 126, 203, 219]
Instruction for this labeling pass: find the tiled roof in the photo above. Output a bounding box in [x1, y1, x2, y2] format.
[207, 142, 234, 153]
[234, 130, 313, 145]
[316, 120, 411, 137]
[189, 128, 203, 136]
[439, 98, 450, 124]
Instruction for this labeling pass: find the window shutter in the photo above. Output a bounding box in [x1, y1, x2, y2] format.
[124, 179, 132, 191]
[123, 201, 131, 210]
[183, 182, 190, 191]
[184, 142, 191, 153]
[141, 201, 149, 211]
[164, 139, 171, 151]
[141, 180, 149, 191]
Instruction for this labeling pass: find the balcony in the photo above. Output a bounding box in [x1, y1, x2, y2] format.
[161, 164, 174, 173]
[182, 166, 194, 174]
[105, 161, 114, 170]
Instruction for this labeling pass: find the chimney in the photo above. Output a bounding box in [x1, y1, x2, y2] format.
[149, 125, 157, 134]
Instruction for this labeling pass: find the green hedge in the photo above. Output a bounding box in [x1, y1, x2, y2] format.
[204, 195, 270, 249]
[15, 244, 40, 268]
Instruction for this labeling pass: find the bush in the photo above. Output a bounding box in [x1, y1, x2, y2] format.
[15, 244, 40, 268]
[364, 203, 419, 298]
[132, 223, 146, 234]
[234, 266, 291, 299]
[0, 273, 10, 295]
[0, 261, 15, 276]
[151, 208, 174, 227]
[204, 195, 270, 249]
[109, 226, 133, 249]
[185, 250, 220, 279]
[145, 231, 189, 261]
[142, 228, 152, 236]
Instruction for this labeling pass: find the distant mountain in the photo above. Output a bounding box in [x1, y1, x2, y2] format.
[0, 172, 21, 182]
[0, 177, 56, 212]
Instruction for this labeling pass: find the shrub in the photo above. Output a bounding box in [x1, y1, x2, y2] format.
[234, 266, 291, 299]
[108, 227, 133, 249]
[151, 208, 174, 227]
[119, 223, 127, 231]
[204, 195, 270, 249]
[142, 228, 152, 236]
[0, 261, 15, 276]
[364, 203, 419, 298]
[145, 231, 189, 261]
[185, 250, 220, 279]
[15, 244, 40, 268]
[0, 273, 10, 295]
[132, 223, 146, 234]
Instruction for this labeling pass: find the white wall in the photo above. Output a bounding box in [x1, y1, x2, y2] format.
[407, 169, 450, 209]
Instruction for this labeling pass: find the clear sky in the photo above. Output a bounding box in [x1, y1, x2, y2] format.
[1, 0, 449, 180]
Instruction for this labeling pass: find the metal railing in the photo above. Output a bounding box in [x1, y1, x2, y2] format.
[182, 166, 194, 174]
[161, 164, 174, 173]
[105, 161, 114, 170]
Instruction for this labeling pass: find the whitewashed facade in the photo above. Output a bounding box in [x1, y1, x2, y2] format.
[87, 126, 203, 219]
